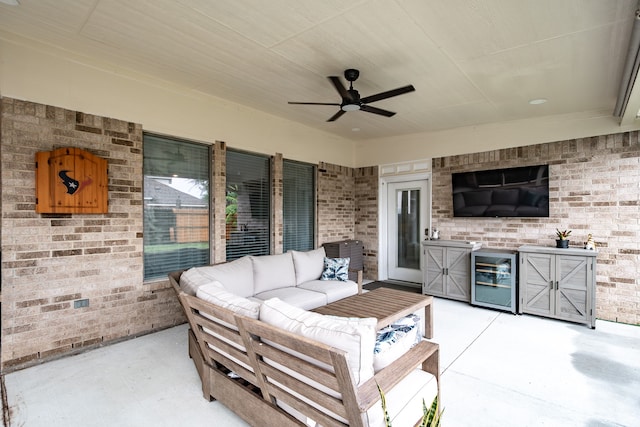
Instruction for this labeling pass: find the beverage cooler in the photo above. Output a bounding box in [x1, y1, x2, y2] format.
[471, 249, 518, 314]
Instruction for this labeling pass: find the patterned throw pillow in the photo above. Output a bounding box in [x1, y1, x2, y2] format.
[321, 257, 350, 281]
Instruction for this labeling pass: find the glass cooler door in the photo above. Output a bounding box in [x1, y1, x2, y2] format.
[471, 251, 517, 313]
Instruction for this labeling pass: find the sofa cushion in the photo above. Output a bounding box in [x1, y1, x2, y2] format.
[183, 256, 254, 298]
[297, 279, 358, 304]
[251, 252, 297, 294]
[196, 282, 260, 319]
[321, 257, 350, 281]
[253, 288, 327, 310]
[260, 298, 376, 385]
[179, 267, 225, 296]
[290, 247, 326, 285]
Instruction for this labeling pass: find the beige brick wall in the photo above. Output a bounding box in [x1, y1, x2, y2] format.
[317, 162, 355, 244]
[272, 153, 284, 254]
[355, 166, 379, 280]
[316, 163, 379, 280]
[432, 132, 640, 324]
[1, 98, 184, 371]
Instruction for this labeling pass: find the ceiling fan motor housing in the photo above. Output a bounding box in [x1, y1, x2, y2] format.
[344, 68, 360, 82]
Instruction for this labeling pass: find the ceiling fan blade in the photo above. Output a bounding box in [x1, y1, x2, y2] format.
[328, 76, 353, 101]
[327, 109, 346, 122]
[360, 105, 396, 117]
[360, 85, 415, 104]
[288, 102, 341, 106]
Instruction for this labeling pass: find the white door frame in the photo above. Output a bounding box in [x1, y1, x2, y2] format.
[378, 172, 432, 281]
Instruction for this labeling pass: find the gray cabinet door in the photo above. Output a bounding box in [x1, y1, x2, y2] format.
[446, 247, 472, 301]
[521, 252, 554, 316]
[556, 255, 591, 324]
[423, 246, 445, 296]
[518, 245, 596, 327]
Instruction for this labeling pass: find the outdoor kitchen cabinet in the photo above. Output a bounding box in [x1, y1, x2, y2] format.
[422, 240, 482, 302]
[518, 245, 597, 328]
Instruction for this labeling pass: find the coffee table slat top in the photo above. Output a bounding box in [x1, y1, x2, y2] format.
[313, 287, 433, 337]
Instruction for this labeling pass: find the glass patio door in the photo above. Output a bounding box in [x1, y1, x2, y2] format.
[387, 180, 429, 283]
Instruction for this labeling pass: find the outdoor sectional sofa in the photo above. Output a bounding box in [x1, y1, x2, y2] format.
[169, 247, 440, 426]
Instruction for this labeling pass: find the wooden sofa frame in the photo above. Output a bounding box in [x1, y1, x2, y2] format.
[169, 271, 440, 427]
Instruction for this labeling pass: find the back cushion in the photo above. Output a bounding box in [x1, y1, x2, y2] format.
[251, 253, 296, 294]
[179, 267, 224, 296]
[196, 282, 260, 319]
[186, 256, 254, 298]
[260, 298, 376, 385]
[291, 247, 326, 285]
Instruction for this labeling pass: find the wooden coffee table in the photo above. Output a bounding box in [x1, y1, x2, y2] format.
[312, 287, 433, 339]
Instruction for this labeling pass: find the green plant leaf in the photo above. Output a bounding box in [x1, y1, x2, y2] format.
[376, 383, 393, 427]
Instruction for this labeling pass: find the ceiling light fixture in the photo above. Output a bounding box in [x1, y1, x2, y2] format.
[0, 0, 20, 6]
[529, 98, 547, 105]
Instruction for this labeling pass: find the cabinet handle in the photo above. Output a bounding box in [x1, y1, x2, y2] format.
[555, 281, 559, 290]
[549, 280, 553, 289]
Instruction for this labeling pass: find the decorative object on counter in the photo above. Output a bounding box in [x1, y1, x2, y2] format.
[431, 228, 440, 240]
[555, 229, 571, 248]
[584, 234, 596, 250]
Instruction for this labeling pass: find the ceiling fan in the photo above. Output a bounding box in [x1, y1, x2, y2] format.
[288, 69, 415, 122]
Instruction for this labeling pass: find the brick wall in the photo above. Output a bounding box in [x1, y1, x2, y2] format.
[317, 162, 355, 244]
[212, 141, 226, 263]
[1, 98, 185, 371]
[355, 166, 379, 280]
[432, 132, 640, 324]
[272, 153, 284, 254]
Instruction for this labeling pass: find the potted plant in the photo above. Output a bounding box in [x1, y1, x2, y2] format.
[555, 229, 571, 248]
[378, 384, 442, 426]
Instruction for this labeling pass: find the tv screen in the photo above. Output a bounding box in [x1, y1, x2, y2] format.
[452, 165, 549, 217]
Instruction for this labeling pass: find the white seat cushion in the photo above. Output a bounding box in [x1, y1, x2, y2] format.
[251, 252, 296, 294]
[254, 288, 327, 310]
[290, 247, 325, 285]
[297, 279, 358, 303]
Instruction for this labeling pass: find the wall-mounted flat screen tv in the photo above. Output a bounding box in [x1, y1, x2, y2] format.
[452, 165, 549, 217]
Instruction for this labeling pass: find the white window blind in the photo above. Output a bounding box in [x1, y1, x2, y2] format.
[143, 134, 210, 280]
[283, 160, 315, 252]
[226, 150, 270, 261]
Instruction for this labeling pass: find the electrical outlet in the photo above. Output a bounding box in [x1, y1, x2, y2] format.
[74, 299, 89, 309]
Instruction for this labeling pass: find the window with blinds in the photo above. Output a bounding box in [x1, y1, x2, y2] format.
[143, 134, 210, 280]
[226, 150, 270, 261]
[283, 160, 316, 252]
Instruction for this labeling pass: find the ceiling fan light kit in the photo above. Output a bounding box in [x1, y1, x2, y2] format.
[289, 68, 415, 122]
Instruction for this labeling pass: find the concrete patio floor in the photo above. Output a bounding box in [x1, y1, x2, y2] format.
[3, 297, 640, 426]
